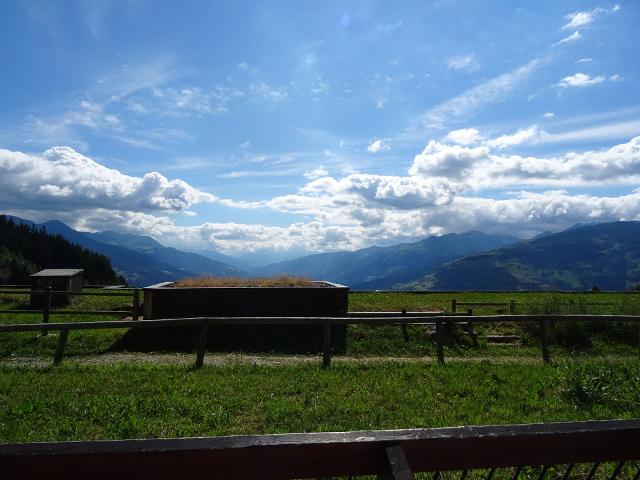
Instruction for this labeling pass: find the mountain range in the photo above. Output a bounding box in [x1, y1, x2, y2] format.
[4, 214, 639, 291]
[256, 232, 518, 289]
[401, 221, 640, 291]
[6, 216, 249, 286]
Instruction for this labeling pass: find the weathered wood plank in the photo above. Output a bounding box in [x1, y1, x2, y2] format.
[195, 321, 208, 369]
[380, 445, 415, 480]
[322, 322, 331, 368]
[2, 315, 640, 334]
[0, 420, 638, 480]
[436, 320, 444, 363]
[53, 328, 69, 365]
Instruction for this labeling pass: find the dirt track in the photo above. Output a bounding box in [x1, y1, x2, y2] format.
[0, 352, 633, 367]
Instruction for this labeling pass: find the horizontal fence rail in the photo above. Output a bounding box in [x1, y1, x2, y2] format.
[0, 287, 141, 326]
[1, 314, 639, 368]
[1, 420, 639, 479]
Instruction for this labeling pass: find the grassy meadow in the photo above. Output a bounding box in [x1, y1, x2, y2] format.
[1, 359, 639, 442]
[0, 290, 639, 443]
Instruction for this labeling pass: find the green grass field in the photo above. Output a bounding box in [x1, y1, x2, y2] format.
[1, 359, 639, 442]
[0, 290, 639, 444]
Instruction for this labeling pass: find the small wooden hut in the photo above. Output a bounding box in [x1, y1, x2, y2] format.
[30, 269, 84, 308]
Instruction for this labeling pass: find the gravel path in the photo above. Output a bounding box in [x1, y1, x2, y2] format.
[0, 352, 633, 367]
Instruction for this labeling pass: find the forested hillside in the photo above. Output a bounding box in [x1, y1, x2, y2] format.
[0, 215, 123, 284]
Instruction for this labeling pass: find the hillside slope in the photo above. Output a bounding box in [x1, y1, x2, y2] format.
[0, 215, 122, 284]
[6, 216, 247, 286]
[401, 222, 640, 291]
[258, 232, 518, 289]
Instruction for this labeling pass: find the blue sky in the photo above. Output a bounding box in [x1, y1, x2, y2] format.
[1, 1, 639, 260]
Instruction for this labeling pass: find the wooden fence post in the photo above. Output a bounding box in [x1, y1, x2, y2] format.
[132, 289, 140, 321]
[42, 285, 51, 336]
[539, 320, 551, 363]
[322, 322, 331, 368]
[509, 300, 516, 314]
[451, 299, 457, 314]
[436, 320, 445, 363]
[195, 321, 208, 369]
[466, 309, 479, 348]
[53, 328, 69, 365]
[378, 445, 415, 480]
[400, 308, 409, 342]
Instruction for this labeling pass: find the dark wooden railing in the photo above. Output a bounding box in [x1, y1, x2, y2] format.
[1, 314, 639, 368]
[0, 288, 141, 328]
[1, 420, 638, 479]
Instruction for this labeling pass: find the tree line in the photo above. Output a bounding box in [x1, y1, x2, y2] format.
[0, 215, 125, 285]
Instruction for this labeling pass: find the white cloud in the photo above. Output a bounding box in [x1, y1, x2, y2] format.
[576, 58, 593, 63]
[367, 139, 390, 153]
[304, 165, 329, 180]
[447, 54, 480, 72]
[7, 137, 640, 255]
[557, 72, 606, 88]
[485, 125, 545, 149]
[445, 128, 481, 146]
[562, 11, 594, 30]
[409, 141, 490, 178]
[0, 146, 215, 213]
[543, 112, 555, 118]
[410, 136, 640, 189]
[249, 82, 289, 106]
[238, 141, 251, 150]
[562, 5, 620, 30]
[609, 74, 622, 82]
[237, 62, 249, 71]
[151, 86, 242, 115]
[420, 58, 544, 128]
[553, 30, 581, 47]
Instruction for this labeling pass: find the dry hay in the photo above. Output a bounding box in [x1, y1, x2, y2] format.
[170, 275, 328, 288]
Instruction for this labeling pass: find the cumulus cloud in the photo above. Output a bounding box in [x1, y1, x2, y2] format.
[367, 139, 390, 153]
[410, 136, 640, 189]
[543, 112, 555, 118]
[557, 73, 606, 88]
[304, 165, 329, 180]
[6, 136, 640, 256]
[0, 146, 215, 213]
[445, 128, 481, 146]
[409, 141, 490, 177]
[485, 125, 545, 149]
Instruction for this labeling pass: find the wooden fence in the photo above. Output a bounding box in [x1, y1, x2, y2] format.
[0, 287, 141, 333]
[1, 419, 638, 479]
[1, 314, 639, 368]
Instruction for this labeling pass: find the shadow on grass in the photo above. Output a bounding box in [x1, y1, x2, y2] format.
[109, 325, 347, 354]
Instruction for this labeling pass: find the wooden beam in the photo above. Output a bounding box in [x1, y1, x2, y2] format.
[322, 322, 331, 368]
[1, 420, 639, 480]
[539, 320, 551, 364]
[379, 445, 415, 480]
[53, 329, 69, 365]
[195, 321, 208, 369]
[436, 320, 444, 363]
